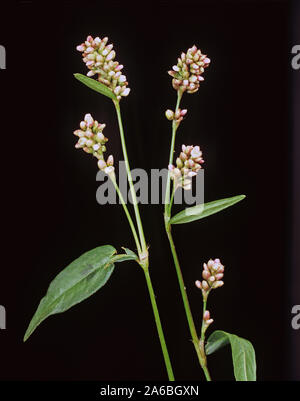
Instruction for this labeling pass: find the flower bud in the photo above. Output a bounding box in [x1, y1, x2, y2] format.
[202, 280, 209, 290]
[104, 166, 115, 175]
[80, 121, 86, 130]
[165, 109, 174, 120]
[106, 50, 116, 61]
[84, 113, 94, 127]
[121, 87, 131, 97]
[176, 157, 183, 169]
[195, 280, 202, 289]
[93, 144, 100, 151]
[96, 132, 105, 142]
[213, 280, 224, 289]
[203, 310, 210, 321]
[202, 270, 210, 280]
[97, 159, 107, 170]
[107, 155, 114, 166]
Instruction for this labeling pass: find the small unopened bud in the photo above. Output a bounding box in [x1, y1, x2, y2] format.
[96, 132, 105, 142]
[202, 270, 210, 280]
[180, 109, 188, 116]
[213, 280, 224, 289]
[195, 280, 202, 289]
[203, 310, 210, 321]
[106, 50, 116, 61]
[121, 87, 131, 97]
[202, 280, 209, 290]
[84, 113, 94, 127]
[104, 166, 115, 175]
[98, 159, 107, 170]
[176, 157, 183, 169]
[76, 44, 85, 52]
[93, 144, 100, 151]
[107, 155, 114, 166]
[118, 74, 127, 83]
[165, 109, 174, 120]
[114, 86, 121, 95]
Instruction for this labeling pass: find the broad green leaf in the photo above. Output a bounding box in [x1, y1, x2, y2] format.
[170, 194, 245, 225]
[205, 330, 256, 381]
[24, 245, 116, 342]
[74, 73, 117, 100]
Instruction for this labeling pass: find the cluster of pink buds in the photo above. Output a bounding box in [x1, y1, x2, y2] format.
[97, 155, 115, 176]
[165, 108, 187, 124]
[76, 35, 130, 100]
[168, 45, 210, 93]
[195, 258, 224, 300]
[203, 310, 214, 329]
[73, 113, 114, 174]
[168, 145, 204, 190]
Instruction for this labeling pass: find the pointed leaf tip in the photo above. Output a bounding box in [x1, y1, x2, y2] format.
[23, 245, 116, 341]
[74, 73, 117, 100]
[205, 330, 256, 381]
[170, 194, 246, 225]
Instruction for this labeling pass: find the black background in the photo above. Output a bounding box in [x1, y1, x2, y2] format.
[0, 0, 298, 382]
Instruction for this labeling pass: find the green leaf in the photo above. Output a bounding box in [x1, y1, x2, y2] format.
[123, 247, 138, 259]
[74, 73, 117, 100]
[205, 330, 256, 381]
[170, 194, 246, 225]
[24, 245, 116, 342]
[111, 248, 138, 263]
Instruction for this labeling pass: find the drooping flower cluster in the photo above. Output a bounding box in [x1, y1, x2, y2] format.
[168, 45, 210, 93]
[73, 113, 114, 174]
[76, 35, 130, 100]
[195, 258, 224, 301]
[165, 108, 187, 124]
[168, 145, 204, 190]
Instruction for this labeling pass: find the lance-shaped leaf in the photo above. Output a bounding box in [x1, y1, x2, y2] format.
[74, 73, 117, 100]
[24, 245, 116, 342]
[205, 330, 256, 381]
[111, 248, 139, 263]
[170, 194, 245, 225]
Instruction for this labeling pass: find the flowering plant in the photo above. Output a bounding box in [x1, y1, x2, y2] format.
[23, 35, 256, 381]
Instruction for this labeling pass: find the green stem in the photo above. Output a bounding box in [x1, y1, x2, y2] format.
[164, 89, 211, 380]
[166, 228, 205, 369]
[109, 173, 142, 255]
[112, 100, 175, 381]
[201, 299, 207, 342]
[200, 298, 212, 381]
[169, 182, 175, 215]
[113, 100, 147, 260]
[144, 269, 175, 381]
[164, 90, 183, 222]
